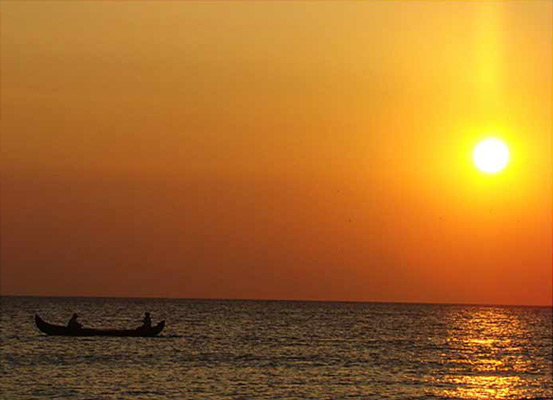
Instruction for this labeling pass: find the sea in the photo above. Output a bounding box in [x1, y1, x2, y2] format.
[0, 296, 551, 399]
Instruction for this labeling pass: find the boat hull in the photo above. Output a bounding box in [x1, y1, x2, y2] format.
[35, 314, 165, 337]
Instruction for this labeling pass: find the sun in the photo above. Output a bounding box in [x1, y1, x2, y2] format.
[473, 138, 510, 173]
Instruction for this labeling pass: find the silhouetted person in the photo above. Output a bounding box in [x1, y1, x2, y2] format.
[142, 312, 152, 329]
[68, 313, 82, 330]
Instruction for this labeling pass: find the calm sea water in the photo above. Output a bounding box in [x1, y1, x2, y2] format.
[0, 296, 551, 399]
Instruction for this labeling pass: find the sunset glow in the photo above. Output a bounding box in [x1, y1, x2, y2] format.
[1, 1, 551, 306]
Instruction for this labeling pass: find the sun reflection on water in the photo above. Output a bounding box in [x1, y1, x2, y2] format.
[426, 306, 551, 399]
[442, 375, 521, 399]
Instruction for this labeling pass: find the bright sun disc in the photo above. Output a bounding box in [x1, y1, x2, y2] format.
[473, 138, 510, 173]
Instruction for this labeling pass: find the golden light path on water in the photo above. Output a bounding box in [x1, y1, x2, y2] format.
[426, 307, 545, 399]
[443, 375, 522, 399]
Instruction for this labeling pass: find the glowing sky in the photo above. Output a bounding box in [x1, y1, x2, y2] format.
[1, 1, 551, 305]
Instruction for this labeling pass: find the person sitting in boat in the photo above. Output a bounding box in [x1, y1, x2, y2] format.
[67, 313, 82, 330]
[141, 312, 152, 329]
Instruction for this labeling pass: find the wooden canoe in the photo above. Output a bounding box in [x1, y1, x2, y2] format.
[35, 314, 165, 337]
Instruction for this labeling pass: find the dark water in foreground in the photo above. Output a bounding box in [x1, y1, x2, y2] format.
[0, 297, 551, 399]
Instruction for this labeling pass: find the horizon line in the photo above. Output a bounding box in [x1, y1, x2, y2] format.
[1, 294, 551, 308]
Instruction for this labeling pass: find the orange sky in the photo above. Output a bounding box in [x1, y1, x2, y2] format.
[1, 1, 551, 305]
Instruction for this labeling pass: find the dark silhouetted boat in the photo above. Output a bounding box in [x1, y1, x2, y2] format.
[35, 314, 165, 337]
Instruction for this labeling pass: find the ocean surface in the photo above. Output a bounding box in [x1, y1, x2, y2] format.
[0, 297, 551, 399]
